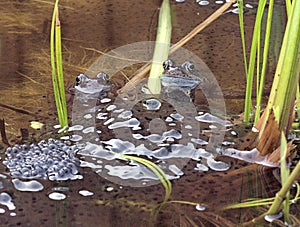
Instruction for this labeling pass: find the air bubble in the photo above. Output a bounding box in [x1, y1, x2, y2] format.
[118, 110, 133, 119]
[264, 212, 283, 223]
[170, 113, 184, 121]
[12, 179, 44, 192]
[96, 112, 108, 120]
[79, 190, 94, 196]
[48, 192, 66, 201]
[82, 126, 95, 133]
[198, 0, 209, 6]
[194, 163, 209, 171]
[106, 105, 117, 111]
[106, 186, 114, 192]
[207, 157, 230, 171]
[169, 165, 184, 176]
[165, 117, 173, 122]
[104, 118, 115, 125]
[195, 113, 233, 126]
[108, 118, 141, 130]
[100, 98, 111, 103]
[0, 192, 15, 210]
[143, 99, 161, 110]
[191, 138, 208, 145]
[195, 204, 206, 211]
[83, 114, 93, 119]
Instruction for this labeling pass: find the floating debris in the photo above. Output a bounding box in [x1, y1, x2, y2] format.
[48, 192, 66, 201]
[30, 121, 44, 130]
[12, 179, 44, 192]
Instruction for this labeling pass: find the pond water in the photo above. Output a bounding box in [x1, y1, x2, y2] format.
[0, 0, 297, 226]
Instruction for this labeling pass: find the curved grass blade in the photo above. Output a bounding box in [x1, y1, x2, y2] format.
[115, 153, 172, 203]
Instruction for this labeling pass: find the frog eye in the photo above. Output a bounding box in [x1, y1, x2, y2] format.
[183, 61, 195, 71]
[75, 76, 81, 86]
[96, 72, 110, 82]
[163, 59, 174, 71]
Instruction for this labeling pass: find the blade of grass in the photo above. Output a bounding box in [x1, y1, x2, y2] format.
[285, 0, 291, 17]
[116, 153, 172, 204]
[50, 0, 68, 129]
[258, 0, 300, 136]
[254, 0, 274, 124]
[237, 0, 247, 76]
[55, 5, 68, 127]
[50, 0, 63, 126]
[147, 0, 172, 94]
[243, 0, 267, 122]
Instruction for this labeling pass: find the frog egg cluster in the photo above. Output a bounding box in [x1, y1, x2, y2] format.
[3, 139, 81, 181]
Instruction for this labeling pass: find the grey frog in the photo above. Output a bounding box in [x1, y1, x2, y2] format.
[74, 72, 111, 94]
[160, 60, 206, 94]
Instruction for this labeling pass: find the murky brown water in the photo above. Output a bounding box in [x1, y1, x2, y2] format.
[0, 0, 297, 226]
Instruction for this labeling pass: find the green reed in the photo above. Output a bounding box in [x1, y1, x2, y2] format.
[241, 0, 299, 127]
[224, 132, 300, 225]
[239, 0, 270, 123]
[50, 0, 68, 130]
[258, 0, 300, 135]
[147, 0, 172, 94]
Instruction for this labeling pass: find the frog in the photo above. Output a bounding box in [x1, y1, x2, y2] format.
[160, 59, 206, 93]
[74, 72, 111, 94]
[160, 60, 207, 102]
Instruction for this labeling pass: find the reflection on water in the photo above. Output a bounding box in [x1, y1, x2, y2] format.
[0, 0, 292, 226]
